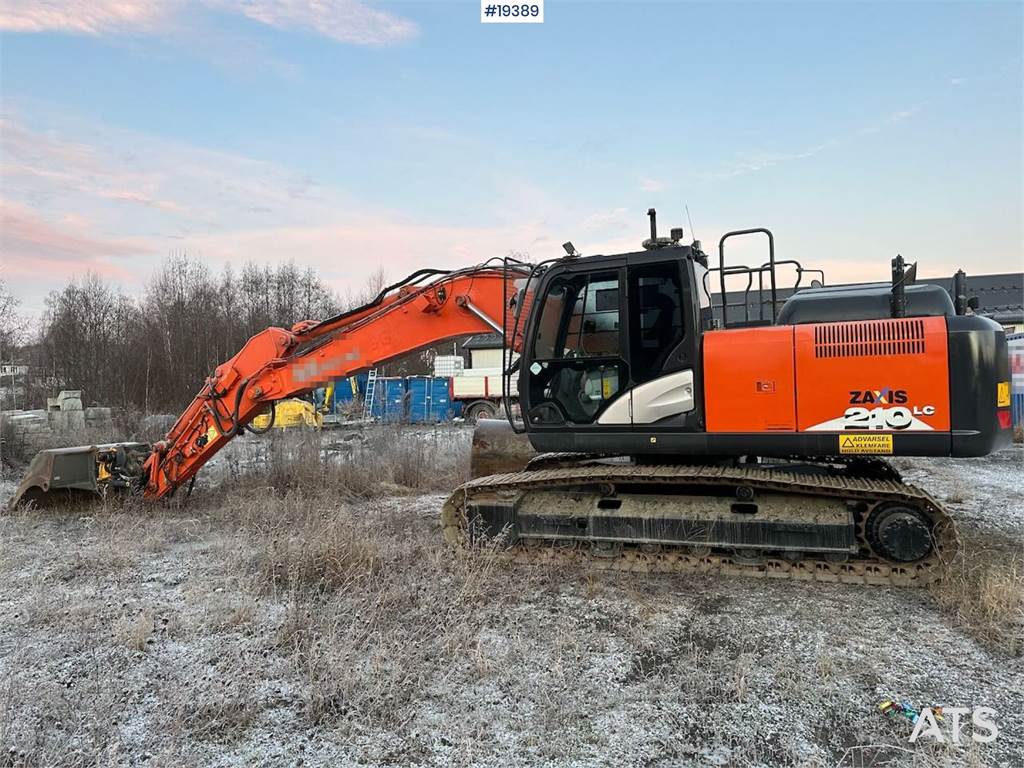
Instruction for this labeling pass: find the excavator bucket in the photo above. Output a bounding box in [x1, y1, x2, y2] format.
[10, 443, 150, 509]
[470, 418, 535, 478]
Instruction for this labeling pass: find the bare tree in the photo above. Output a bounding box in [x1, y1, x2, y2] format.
[0, 279, 28, 409]
[40, 274, 144, 407]
[0, 278, 25, 352]
[340, 266, 389, 311]
[34, 256, 342, 412]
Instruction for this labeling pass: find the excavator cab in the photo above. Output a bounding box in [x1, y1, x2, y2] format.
[518, 243, 706, 436]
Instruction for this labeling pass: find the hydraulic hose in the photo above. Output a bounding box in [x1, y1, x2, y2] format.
[245, 400, 277, 434]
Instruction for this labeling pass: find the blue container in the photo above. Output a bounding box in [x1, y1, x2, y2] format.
[371, 377, 407, 421]
[334, 377, 355, 404]
[355, 372, 369, 396]
[1012, 393, 1024, 431]
[407, 376, 452, 423]
[322, 377, 355, 414]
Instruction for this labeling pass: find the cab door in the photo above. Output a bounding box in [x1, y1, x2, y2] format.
[521, 266, 631, 429]
[597, 257, 699, 427]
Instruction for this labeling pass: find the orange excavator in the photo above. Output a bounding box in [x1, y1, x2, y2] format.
[13, 211, 1013, 585]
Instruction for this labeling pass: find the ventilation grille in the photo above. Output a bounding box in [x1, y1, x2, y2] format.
[814, 319, 926, 358]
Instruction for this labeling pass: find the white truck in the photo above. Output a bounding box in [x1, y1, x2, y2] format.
[434, 333, 517, 421]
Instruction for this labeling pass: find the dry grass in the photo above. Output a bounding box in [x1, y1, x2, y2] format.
[932, 535, 1024, 655]
[113, 610, 155, 652]
[0, 472, 524, 763]
[219, 426, 470, 499]
[174, 693, 259, 743]
[252, 503, 387, 594]
[223, 486, 522, 732]
[944, 481, 969, 504]
[1, 431, 1021, 766]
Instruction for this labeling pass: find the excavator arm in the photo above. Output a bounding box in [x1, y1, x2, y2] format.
[142, 263, 524, 499]
[9, 263, 525, 508]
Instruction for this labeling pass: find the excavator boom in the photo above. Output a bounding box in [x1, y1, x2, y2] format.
[12, 263, 526, 506]
[143, 264, 525, 498]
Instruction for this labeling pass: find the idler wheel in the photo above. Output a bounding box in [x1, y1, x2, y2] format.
[866, 505, 933, 563]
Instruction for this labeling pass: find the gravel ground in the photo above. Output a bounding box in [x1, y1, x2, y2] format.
[0, 431, 1021, 767]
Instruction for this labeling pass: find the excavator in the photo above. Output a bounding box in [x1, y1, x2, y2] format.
[11, 211, 1012, 586]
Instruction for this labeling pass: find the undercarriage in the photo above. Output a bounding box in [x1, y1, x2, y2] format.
[442, 456, 957, 586]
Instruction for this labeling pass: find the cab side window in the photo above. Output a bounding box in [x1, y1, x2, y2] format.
[628, 262, 684, 384]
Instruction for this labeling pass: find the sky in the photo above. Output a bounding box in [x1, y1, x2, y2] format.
[1, 0, 1022, 316]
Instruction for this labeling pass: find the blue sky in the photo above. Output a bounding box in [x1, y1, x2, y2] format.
[2, 0, 1021, 314]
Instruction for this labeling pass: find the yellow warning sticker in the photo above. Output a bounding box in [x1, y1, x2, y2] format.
[997, 381, 1010, 408]
[839, 434, 893, 454]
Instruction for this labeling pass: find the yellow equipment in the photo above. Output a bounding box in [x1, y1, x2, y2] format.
[251, 398, 323, 430]
[320, 381, 335, 414]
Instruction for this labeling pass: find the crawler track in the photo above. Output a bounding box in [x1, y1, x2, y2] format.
[442, 462, 958, 586]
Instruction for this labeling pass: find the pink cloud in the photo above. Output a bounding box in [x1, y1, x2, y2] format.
[0, 1, 167, 35]
[0, 198, 146, 275]
[0, 116, 187, 214]
[1, 0, 417, 46]
[185, 216, 561, 292]
[222, 0, 418, 45]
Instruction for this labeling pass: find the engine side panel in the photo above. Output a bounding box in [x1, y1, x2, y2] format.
[795, 317, 950, 433]
[704, 326, 796, 432]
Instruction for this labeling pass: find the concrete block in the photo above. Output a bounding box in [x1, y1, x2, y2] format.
[84, 407, 113, 429]
[49, 410, 86, 431]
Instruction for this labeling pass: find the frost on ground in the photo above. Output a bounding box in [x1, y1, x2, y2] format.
[0, 428, 1021, 768]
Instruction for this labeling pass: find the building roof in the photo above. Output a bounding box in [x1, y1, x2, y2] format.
[923, 272, 1023, 324]
[462, 332, 505, 350]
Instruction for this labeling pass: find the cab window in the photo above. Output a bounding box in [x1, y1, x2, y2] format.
[527, 270, 626, 426]
[628, 261, 684, 384]
[533, 272, 620, 359]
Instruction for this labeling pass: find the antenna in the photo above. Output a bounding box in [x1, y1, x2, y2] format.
[685, 204, 697, 241]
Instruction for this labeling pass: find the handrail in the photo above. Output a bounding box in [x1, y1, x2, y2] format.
[708, 252, 826, 328]
[718, 228, 775, 327]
